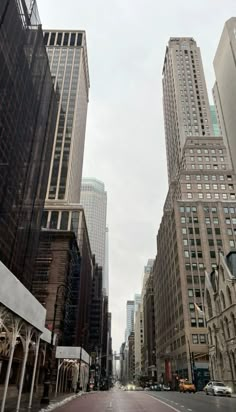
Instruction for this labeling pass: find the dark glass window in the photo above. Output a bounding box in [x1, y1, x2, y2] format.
[71, 211, 79, 233]
[57, 33, 62, 45]
[77, 33, 82, 46]
[50, 32, 56, 46]
[60, 211, 69, 230]
[41, 211, 48, 228]
[70, 33, 76, 46]
[63, 33, 69, 45]
[50, 211, 58, 229]
[44, 32, 49, 45]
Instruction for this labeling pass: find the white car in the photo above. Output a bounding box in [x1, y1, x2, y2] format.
[204, 381, 232, 397]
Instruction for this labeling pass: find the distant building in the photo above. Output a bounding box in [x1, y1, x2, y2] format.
[143, 269, 156, 380]
[80, 178, 108, 294]
[134, 303, 143, 381]
[213, 18, 236, 172]
[125, 300, 135, 342]
[205, 252, 236, 392]
[134, 294, 141, 313]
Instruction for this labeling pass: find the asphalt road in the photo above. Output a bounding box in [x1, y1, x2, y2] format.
[148, 390, 236, 412]
[54, 389, 236, 412]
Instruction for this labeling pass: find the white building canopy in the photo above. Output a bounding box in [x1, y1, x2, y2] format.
[0, 261, 46, 332]
[56, 346, 90, 365]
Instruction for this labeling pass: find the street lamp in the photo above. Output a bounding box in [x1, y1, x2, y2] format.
[40, 284, 68, 405]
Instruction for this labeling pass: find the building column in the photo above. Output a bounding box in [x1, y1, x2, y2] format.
[16, 326, 33, 412]
[1, 318, 22, 412]
[28, 334, 40, 410]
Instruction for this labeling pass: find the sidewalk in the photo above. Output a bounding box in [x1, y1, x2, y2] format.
[3, 391, 84, 412]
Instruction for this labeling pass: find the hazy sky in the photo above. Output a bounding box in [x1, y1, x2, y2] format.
[37, 0, 235, 351]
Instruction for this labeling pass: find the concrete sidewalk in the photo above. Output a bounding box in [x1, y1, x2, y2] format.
[3, 392, 83, 412]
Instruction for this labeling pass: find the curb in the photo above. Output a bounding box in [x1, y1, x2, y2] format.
[39, 392, 84, 412]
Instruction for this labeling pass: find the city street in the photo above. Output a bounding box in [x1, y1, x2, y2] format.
[52, 389, 236, 412]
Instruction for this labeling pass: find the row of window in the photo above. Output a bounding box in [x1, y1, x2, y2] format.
[44, 32, 83, 47]
[192, 334, 207, 344]
[182, 227, 221, 235]
[188, 164, 226, 170]
[186, 183, 232, 190]
[186, 192, 235, 200]
[186, 174, 232, 181]
[188, 148, 223, 155]
[188, 156, 224, 162]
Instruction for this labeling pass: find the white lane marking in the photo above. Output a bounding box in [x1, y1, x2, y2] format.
[109, 402, 112, 407]
[149, 395, 182, 412]
[181, 406, 185, 408]
[187, 409, 192, 411]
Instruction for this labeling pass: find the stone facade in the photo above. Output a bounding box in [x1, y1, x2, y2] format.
[205, 252, 236, 391]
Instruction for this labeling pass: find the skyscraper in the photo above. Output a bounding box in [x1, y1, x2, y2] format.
[0, 0, 56, 290]
[80, 178, 108, 293]
[154, 36, 236, 389]
[125, 300, 135, 342]
[43, 30, 90, 204]
[213, 17, 236, 172]
[163, 37, 213, 183]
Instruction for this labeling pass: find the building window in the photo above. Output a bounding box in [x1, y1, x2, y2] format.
[215, 228, 221, 235]
[184, 251, 190, 258]
[197, 184, 202, 189]
[222, 194, 228, 199]
[191, 318, 197, 327]
[198, 318, 204, 327]
[200, 334, 206, 344]
[189, 303, 195, 312]
[205, 184, 210, 189]
[187, 193, 193, 198]
[187, 184, 191, 189]
[183, 239, 188, 246]
[182, 228, 187, 234]
[198, 193, 203, 199]
[210, 251, 216, 258]
[50, 211, 59, 229]
[181, 217, 186, 223]
[213, 217, 219, 224]
[196, 175, 201, 181]
[188, 289, 194, 297]
[226, 218, 231, 225]
[192, 334, 199, 344]
[60, 211, 69, 230]
[230, 240, 235, 248]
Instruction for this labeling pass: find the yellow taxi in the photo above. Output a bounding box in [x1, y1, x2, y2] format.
[179, 379, 196, 393]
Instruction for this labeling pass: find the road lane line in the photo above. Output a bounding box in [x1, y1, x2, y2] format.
[149, 395, 182, 412]
[187, 409, 192, 411]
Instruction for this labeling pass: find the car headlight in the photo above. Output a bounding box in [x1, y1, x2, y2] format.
[228, 387, 232, 393]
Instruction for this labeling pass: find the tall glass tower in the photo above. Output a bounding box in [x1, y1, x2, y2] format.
[80, 178, 108, 294]
[43, 30, 90, 203]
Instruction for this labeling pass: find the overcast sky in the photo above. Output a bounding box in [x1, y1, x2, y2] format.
[37, 0, 235, 351]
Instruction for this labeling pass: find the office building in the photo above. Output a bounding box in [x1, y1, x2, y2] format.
[125, 300, 135, 342]
[0, 0, 56, 290]
[213, 17, 236, 172]
[143, 269, 156, 380]
[80, 178, 108, 294]
[163, 37, 213, 183]
[43, 30, 90, 204]
[134, 293, 141, 313]
[205, 252, 236, 391]
[134, 303, 143, 381]
[33, 207, 93, 350]
[154, 36, 236, 390]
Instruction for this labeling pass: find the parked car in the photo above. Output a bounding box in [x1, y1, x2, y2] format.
[179, 379, 196, 393]
[163, 384, 171, 391]
[204, 381, 232, 397]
